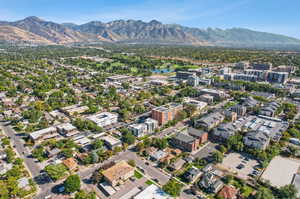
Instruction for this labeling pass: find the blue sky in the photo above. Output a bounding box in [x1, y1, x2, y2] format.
[0, 0, 299, 38]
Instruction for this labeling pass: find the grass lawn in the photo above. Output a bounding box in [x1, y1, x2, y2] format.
[240, 185, 254, 197]
[134, 170, 143, 179]
[145, 179, 154, 185]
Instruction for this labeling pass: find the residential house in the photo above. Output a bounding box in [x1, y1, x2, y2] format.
[63, 157, 78, 172]
[0, 162, 13, 175]
[218, 185, 238, 199]
[169, 158, 186, 171]
[46, 148, 61, 158]
[199, 171, 224, 193]
[184, 166, 202, 183]
[149, 150, 168, 161]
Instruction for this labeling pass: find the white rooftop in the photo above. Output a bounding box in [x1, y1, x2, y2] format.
[134, 184, 172, 199]
[30, 127, 57, 140]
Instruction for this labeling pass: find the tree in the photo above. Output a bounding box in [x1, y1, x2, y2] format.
[64, 174, 81, 193]
[122, 132, 136, 145]
[254, 187, 274, 199]
[92, 139, 103, 150]
[212, 151, 223, 163]
[91, 170, 103, 184]
[277, 184, 298, 199]
[75, 190, 96, 199]
[162, 179, 183, 197]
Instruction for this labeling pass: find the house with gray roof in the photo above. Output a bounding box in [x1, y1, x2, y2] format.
[171, 133, 199, 152]
[243, 130, 270, 150]
[196, 112, 224, 130]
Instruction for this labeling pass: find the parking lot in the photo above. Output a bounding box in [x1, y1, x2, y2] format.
[192, 142, 218, 160]
[261, 156, 300, 187]
[218, 152, 260, 180]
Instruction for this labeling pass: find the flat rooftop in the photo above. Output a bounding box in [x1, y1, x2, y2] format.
[102, 161, 135, 183]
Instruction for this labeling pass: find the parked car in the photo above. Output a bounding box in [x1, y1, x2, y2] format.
[237, 164, 245, 169]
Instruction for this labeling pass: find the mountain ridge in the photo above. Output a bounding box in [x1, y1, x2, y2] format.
[1, 16, 300, 48]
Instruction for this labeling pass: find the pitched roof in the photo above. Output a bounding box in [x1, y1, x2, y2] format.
[63, 157, 78, 170]
[218, 185, 238, 199]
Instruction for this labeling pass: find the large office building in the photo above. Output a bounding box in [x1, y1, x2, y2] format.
[152, 103, 183, 125]
[176, 71, 195, 80]
[251, 62, 273, 71]
[267, 71, 289, 84]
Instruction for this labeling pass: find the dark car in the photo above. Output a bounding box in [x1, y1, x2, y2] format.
[237, 164, 245, 169]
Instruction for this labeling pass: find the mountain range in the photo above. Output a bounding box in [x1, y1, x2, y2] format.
[0, 16, 300, 48]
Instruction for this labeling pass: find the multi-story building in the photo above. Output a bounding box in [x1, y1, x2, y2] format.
[244, 69, 268, 80]
[233, 73, 258, 82]
[101, 135, 122, 149]
[151, 103, 183, 125]
[231, 105, 247, 116]
[196, 112, 225, 130]
[144, 118, 158, 133]
[171, 133, 199, 152]
[267, 71, 289, 84]
[176, 71, 195, 80]
[60, 104, 89, 116]
[56, 123, 78, 137]
[184, 98, 207, 111]
[128, 123, 147, 137]
[235, 61, 250, 70]
[251, 62, 273, 71]
[243, 131, 270, 150]
[198, 88, 226, 100]
[102, 161, 135, 187]
[86, 112, 118, 127]
[199, 94, 214, 104]
[260, 101, 281, 117]
[187, 74, 199, 87]
[29, 127, 59, 143]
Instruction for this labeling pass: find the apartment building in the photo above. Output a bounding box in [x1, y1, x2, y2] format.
[102, 161, 135, 187]
[151, 103, 183, 125]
